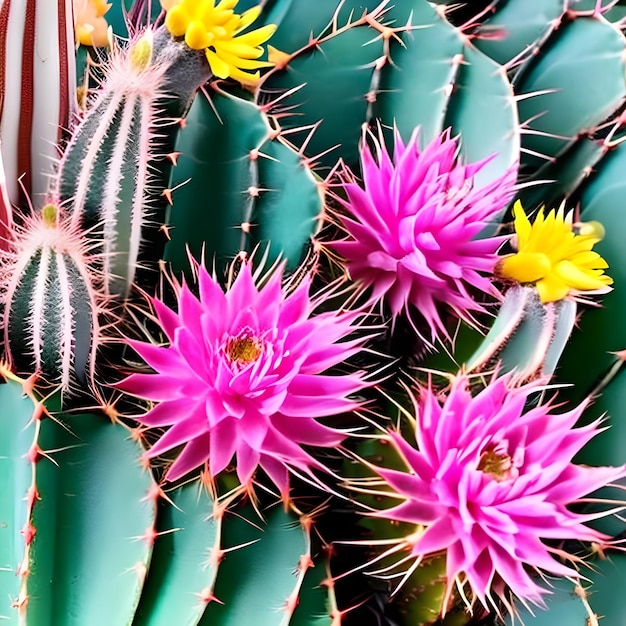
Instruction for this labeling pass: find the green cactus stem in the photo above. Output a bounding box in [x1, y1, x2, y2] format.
[164, 88, 323, 279]
[54, 27, 212, 298]
[466, 284, 577, 381]
[2, 203, 101, 390]
[25, 407, 158, 626]
[198, 505, 311, 626]
[132, 481, 224, 626]
[0, 374, 44, 621]
[259, 0, 519, 186]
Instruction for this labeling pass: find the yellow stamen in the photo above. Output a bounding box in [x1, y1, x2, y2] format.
[477, 448, 512, 482]
[41, 204, 58, 228]
[129, 31, 153, 70]
[227, 336, 262, 365]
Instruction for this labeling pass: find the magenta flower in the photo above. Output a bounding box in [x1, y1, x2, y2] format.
[328, 128, 517, 341]
[365, 374, 626, 607]
[117, 262, 371, 496]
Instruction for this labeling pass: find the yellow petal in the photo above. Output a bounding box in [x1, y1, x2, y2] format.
[185, 20, 211, 49]
[214, 50, 272, 69]
[165, 6, 190, 36]
[206, 48, 231, 77]
[76, 18, 109, 47]
[571, 250, 608, 269]
[93, 0, 112, 17]
[234, 23, 276, 48]
[209, 9, 236, 26]
[237, 5, 262, 30]
[511, 201, 533, 248]
[180, 0, 204, 11]
[228, 65, 261, 84]
[215, 39, 264, 58]
[498, 252, 552, 284]
[554, 259, 612, 291]
[536, 275, 570, 304]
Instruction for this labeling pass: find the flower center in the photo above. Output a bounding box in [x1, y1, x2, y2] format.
[477, 446, 513, 482]
[226, 334, 262, 367]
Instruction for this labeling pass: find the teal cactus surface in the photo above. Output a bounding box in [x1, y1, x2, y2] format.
[3, 0, 626, 624]
[164, 88, 323, 277]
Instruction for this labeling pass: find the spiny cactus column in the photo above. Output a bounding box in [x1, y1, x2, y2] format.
[1, 203, 101, 390]
[164, 89, 324, 279]
[0, 373, 45, 619]
[54, 31, 194, 298]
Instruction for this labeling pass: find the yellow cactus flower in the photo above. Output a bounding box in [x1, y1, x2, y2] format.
[497, 201, 613, 303]
[74, 0, 112, 47]
[162, 0, 276, 83]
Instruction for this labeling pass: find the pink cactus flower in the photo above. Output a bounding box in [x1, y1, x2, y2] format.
[117, 262, 372, 496]
[364, 374, 626, 608]
[328, 128, 517, 342]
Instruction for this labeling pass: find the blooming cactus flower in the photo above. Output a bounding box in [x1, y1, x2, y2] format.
[162, 0, 276, 83]
[117, 262, 372, 496]
[364, 374, 626, 607]
[328, 128, 517, 342]
[497, 201, 613, 303]
[73, 0, 111, 47]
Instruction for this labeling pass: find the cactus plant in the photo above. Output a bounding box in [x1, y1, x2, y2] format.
[4, 0, 626, 625]
[1, 203, 102, 390]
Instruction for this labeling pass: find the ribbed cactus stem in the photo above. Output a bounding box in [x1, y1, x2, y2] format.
[53, 27, 212, 298]
[56, 32, 164, 297]
[99, 89, 152, 296]
[241, 145, 262, 255]
[2, 203, 101, 391]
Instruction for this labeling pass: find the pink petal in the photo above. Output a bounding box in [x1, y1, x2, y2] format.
[271, 413, 345, 447]
[413, 516, 457, 555]
[116, 372, 187, 402]
[139, 398, 191, 427]
[372, 498, 445, 526]
[148, 410, 208, 458]
[209, 417, 238, 476]
[150, 297, 180, 340]
[259, 454, 290, 497]
[165, 433, 211, 482]
[236, 441, 261, 487]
